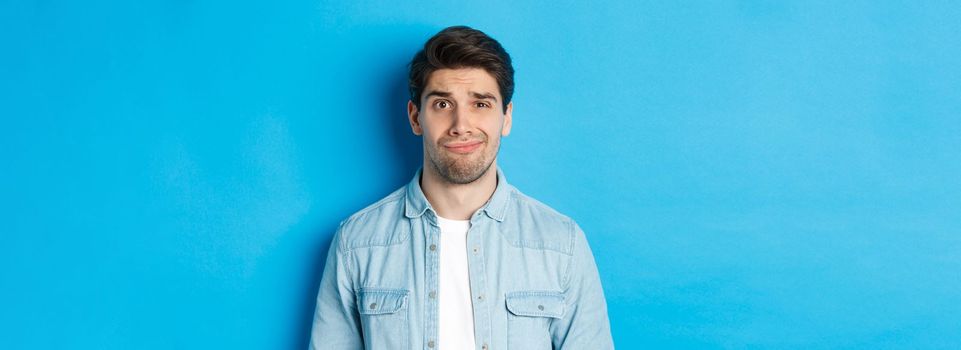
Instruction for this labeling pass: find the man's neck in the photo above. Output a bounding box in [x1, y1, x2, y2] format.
[420, 162, 498, 221]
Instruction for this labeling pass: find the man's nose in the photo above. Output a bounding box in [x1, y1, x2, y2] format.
[449, 108, 472, 136]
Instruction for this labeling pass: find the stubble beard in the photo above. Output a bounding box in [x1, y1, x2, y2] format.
[426, 135, 499, 185]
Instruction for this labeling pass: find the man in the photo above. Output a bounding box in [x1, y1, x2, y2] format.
[309, 26, 613, 349]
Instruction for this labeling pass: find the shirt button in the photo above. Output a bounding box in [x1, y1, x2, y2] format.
[428, 340, 435, 348]
[429, 291, 436, 299]
[538, 305, 545, 311]
[482, 344, 488, 350]
[477, 294, 484, 301]
[472, 246, 479, 254]
[369, 303, 377, 309]
[429, 244, 436, 251]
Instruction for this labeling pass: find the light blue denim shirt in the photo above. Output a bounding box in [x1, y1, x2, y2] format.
[309, 167, 614, 350]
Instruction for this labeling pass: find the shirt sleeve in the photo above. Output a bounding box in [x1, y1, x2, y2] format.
[551, 221, 615, 349]
[308, 224, 364, 350]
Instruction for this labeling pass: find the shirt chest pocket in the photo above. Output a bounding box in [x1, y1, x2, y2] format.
[357, 288, 409, 350]
[505, 291, 565, 350]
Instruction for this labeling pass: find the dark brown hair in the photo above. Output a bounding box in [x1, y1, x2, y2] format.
[408, 26, 514, 112]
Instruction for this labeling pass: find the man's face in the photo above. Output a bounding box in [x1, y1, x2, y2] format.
[408, 68, 513, 185]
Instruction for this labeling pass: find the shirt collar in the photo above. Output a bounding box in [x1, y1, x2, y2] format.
[404, 166, 513, 222]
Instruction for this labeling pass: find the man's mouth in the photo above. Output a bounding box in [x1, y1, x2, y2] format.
[444, 141, 483, 154]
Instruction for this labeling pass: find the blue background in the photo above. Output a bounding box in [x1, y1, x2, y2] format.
[2, 1, 960, 348]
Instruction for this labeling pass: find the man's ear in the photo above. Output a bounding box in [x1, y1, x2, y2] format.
[408, 100, 423, 135]
[501, 101, 513, 136]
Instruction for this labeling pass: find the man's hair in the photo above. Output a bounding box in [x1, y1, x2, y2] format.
[408, 25, 514, 112]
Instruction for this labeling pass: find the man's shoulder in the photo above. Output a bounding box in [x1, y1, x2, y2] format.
[502, 188, 581, 256]
[342, 186, 407, 224]
[335, 186, 410, 251]
[509, 189, 573, 223]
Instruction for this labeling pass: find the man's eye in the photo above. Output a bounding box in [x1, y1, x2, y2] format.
[435, 100, 450, 109]
[476, 102, 490, 108]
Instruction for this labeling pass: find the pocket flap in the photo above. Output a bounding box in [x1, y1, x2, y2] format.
[358, 288, 408, 315]
[506, 291, 565, 319]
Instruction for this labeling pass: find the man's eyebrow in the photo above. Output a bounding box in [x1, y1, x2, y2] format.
[470, 91, 498, 101]
[423, 90, 451, 99]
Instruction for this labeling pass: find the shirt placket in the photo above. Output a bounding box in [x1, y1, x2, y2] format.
[424, 214, 440, 349]
[467, 215, 491, 350]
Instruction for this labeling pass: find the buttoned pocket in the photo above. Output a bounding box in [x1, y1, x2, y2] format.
[505, 291, 565, 349]
[357, 288, 409, 350]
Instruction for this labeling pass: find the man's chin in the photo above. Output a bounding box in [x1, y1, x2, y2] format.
[439, 162, 493, 185]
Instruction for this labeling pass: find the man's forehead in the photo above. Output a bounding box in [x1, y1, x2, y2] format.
[425, 68, 500, 95]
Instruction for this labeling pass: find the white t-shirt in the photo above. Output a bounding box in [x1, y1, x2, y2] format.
[436, 216, 476, 349]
